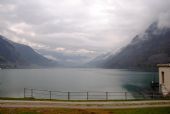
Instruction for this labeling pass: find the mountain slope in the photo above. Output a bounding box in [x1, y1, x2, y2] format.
[94, 22, 170, 69]
[0, 35, 57, 68]
[0, 36, 21, 64]
[13, 43, 55, 66]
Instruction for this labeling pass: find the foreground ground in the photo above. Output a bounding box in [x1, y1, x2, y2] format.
[0, 107, 170, 114]
[0, 100, 170, 114]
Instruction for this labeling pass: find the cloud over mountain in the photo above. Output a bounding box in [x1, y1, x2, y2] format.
[0, 0, 170, 63]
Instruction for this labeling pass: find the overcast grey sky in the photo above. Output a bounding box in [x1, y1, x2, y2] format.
[0, 0, 170, 61]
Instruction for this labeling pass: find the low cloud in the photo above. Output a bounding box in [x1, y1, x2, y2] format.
[55, 47, 65, 52]
[44, 55, 58, 61]
[9, 22, 36, 37]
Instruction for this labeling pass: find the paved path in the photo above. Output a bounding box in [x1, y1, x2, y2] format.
[0, 100, 170, 109]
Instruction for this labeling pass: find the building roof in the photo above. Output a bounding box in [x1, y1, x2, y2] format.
[157, 64, 170, 67]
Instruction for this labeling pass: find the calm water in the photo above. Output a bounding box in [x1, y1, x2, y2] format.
[0, 68, 158, 98]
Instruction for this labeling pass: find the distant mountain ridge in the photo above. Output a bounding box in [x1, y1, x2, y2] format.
[0, 35, 57, 68]
[90, 22, 170, 70]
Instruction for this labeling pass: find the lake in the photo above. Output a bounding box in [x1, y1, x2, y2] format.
[0, 68, 158, 99]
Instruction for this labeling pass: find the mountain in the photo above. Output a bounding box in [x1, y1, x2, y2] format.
[0, 35, 57, 68]
[91, 22, 170, 70]
[86, 52, 112, 67]
[0, 36, 21, 65]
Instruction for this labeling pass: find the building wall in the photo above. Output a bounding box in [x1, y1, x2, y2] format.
[159, 67, 170, 92]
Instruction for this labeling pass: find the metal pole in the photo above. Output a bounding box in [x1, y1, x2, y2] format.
[87, 92, 89, 100]
[24, 88, 25, 98]
[125, 92, 127, 100]
[31, 89, 33, 98]
[106, 92, 108, 100]
[152, 92, 154, 99]
[49, 91, 52, 100]
[68, 92, 70, 100]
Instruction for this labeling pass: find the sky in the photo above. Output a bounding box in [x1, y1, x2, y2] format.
[0, 0, 170, 63]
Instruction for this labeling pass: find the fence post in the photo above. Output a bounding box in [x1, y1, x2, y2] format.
[125, 92, 127, 100]
[106, 92, 108, 100]
[68, 92, 70, 100]
[31, 89, 33, 98]
[152, 92, 154, 99]
[87, 92, 89, 100]
[24, 88, 26, 98]
[49, 91, 52, 100]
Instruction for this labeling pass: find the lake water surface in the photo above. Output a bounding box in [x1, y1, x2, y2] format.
[0, 68, 158, 98]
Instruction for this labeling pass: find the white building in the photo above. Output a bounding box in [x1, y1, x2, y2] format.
[157, 64, 170, 96]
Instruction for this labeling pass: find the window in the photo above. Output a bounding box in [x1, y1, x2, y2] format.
[161, 71, 165, 83]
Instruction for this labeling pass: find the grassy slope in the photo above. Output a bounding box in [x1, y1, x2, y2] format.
[0, 107, 170, 114]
